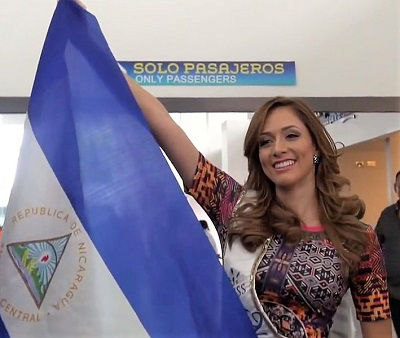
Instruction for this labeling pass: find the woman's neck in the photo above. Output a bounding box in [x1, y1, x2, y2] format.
[276, 182, 321, 227]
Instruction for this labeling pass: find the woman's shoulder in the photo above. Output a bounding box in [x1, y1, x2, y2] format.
[351, 223, 383, 264]
[232, 188, 258, 211]
[240, 189, 257, 203]
[238, 188, 258, 202]
[360, 222, 377, 236]
[357, 222, 378, 243]
[359, 221, 372, 231]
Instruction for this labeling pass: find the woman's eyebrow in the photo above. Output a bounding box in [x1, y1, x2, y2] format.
[259, 125, 300, 136]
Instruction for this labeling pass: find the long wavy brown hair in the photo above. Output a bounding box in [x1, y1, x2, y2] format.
[228, 97, 369, 274]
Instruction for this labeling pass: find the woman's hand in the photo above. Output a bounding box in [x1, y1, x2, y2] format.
[73, 0, 87, 9]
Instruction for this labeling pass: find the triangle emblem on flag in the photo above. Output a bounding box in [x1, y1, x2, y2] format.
[7, 234, 71, 309]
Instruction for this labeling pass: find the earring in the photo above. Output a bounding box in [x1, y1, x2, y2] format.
[313, 154, 319, 165]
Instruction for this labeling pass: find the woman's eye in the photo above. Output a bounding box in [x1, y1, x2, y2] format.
[286, 133, 299, 139]
[259, 139, 272, 147]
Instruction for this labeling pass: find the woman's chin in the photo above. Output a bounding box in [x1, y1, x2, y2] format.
[274, 179, 297, 190]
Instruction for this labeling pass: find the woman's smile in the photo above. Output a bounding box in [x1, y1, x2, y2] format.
[272, 159, 296, 171]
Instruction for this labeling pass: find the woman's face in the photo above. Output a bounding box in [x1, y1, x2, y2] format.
[258, 106, 317, 191]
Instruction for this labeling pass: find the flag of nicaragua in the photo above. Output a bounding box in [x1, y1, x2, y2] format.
[0, 1, 255, 337]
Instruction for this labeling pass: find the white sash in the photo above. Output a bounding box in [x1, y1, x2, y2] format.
[224, 238, 280, 337]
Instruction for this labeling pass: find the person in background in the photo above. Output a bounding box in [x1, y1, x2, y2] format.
[123, 73, 392, 337]
[376, 170, 400, 337]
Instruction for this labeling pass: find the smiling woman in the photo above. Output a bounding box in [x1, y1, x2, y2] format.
[226, 98, 390, 337]
[234, 98, 367, 256]
[125, 71, 393, 337]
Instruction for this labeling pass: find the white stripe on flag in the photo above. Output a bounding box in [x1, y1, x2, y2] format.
[0, 118, 149, 338]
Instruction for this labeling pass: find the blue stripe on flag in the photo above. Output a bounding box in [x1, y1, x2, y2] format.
[28, 0, 255, 337]
[0, 316, 10, 338]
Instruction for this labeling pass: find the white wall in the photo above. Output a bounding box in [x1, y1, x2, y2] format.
[1, 0, 399, 98]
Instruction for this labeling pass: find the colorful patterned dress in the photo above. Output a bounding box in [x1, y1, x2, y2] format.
[185, 154, 391, 338]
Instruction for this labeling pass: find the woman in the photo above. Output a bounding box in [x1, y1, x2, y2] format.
[124, 76, 392, 337]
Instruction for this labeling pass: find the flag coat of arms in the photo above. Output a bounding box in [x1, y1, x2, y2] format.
[0, 1, 255, 337]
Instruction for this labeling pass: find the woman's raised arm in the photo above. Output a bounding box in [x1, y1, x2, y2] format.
[360, 319, 392, 338]
[123, 75, 199, 187]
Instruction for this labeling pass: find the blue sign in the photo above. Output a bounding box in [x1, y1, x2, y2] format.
[119, 61, 296, 86]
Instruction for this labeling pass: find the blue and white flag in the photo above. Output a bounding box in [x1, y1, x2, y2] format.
[0, 1, 255, 337]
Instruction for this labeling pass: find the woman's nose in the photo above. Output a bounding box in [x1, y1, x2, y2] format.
[273, 138, 288, 155]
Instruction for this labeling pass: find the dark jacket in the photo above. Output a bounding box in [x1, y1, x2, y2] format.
[376, 201, 400, 300]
